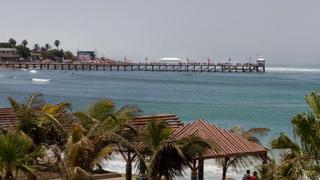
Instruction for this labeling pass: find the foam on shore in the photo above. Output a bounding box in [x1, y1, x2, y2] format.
[101, 154, 256, 180]
[267, 67, 320, 72]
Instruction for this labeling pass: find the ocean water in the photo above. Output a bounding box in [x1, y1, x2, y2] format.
[0, 67, 319, 179]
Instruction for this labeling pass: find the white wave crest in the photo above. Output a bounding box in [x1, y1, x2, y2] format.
[101, 154, 256, 179]
[267, 67, 320, 72]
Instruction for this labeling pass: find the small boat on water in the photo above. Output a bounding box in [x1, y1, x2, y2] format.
[32, 78, 51, 82]
[29, 70, 37, 74]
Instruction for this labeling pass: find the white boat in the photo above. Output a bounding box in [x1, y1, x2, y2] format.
[32, 78, 51, 82]
[29, 70, 38, 74]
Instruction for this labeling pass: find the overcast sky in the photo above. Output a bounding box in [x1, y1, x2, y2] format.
[1, 0, 319, 65]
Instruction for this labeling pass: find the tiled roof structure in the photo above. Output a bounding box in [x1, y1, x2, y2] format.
[129, 114, 183, 129]
[0, 108, 183, 131]
[0, 108, 17, 130]
[170, 119, 267, 159]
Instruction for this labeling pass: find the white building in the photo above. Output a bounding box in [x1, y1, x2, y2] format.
[159, 57, 183, 64]
[257, 56, 265, 65]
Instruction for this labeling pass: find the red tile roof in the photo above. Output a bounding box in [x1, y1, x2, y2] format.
[129, 114, 183, 129]
[0, 108, 183, 131]
[0, 108, 17, 131]
[170, 119, 267, 159]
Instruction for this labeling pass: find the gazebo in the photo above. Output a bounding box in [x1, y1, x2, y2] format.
[170, 119, 268, 180]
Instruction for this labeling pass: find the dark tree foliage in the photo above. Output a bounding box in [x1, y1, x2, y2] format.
[16, 45, 31, 59]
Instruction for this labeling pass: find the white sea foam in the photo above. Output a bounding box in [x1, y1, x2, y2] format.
[101, 154, 256, 180]
[32, 78, 51, 83]
[267, 67, 320, 72]
[29, 69, 38, 74]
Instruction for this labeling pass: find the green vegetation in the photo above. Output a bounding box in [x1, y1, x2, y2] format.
[1, 91, 320, 179]
[0, 133, 44, 180]
[1, 94, 213, 180]
[137, 120, 213, 180]
[1, 38, 75, 61]
[218, 126, 270, 180]
[258, 91, 320, 179]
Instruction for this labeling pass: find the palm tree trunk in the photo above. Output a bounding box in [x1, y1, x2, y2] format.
[191, 159, 198, 180]
[4, 170, 14, 180]
[198, 160, 204, 180]
[222, 158, 229, 180]
[126, 161, 132, 180]
[191, 170, 198, 180]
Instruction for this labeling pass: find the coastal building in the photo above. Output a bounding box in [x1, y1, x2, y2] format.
[257, 56, 265, 65]
[77, 51, 96, 61]
[0, 48, 19, 62]
[159, 57, 183, 64]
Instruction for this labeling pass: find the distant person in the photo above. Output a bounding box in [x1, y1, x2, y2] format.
[250, 171, 258, 180]
[242, 170, 250, 180]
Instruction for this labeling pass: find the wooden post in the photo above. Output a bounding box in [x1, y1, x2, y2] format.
[126, 158, 132, 180]
[198, 160, 204, 180]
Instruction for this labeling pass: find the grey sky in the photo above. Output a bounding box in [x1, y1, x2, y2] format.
[1, 0, 319, 65]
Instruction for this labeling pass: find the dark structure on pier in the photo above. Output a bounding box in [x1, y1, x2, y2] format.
[0, 60, 265, 73]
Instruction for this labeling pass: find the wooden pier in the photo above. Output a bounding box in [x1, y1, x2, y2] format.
[0, 62, 265, 73]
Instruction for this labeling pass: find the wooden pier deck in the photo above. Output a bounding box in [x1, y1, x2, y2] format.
[0, 62, 265, 73]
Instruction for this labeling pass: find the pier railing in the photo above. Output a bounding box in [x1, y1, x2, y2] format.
[0, 62, 265, 72]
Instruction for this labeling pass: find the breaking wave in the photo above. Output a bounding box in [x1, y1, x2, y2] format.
[267, 67, 320, 72]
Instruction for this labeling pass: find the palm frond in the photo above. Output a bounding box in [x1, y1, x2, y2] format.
[305, 91, 320, 117]
[91, 144, 114, 166]
[87, 99, 115, 121]
[270, 133, 300, 152]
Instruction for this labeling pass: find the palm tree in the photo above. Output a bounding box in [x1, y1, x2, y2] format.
[62, 99, 140, 176]
[44, 44, 51, 51]
[0, 133, 44, 180]
[270, 91, 320, 179]
[257, 159, 276, 180]
[271, 133, 320, 179]
[33, 44, 40, 52]
[8, 38, 17, 47]
[8, 93, 72, 147]
[217, 126, 270, 180]
[54, 40, 60, 50]
[22, 40, 28, 47]
[138, 120, 212, 180]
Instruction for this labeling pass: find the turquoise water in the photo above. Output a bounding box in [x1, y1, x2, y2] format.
[0, 68, 319, 179]
[0, 68, 319, 142]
